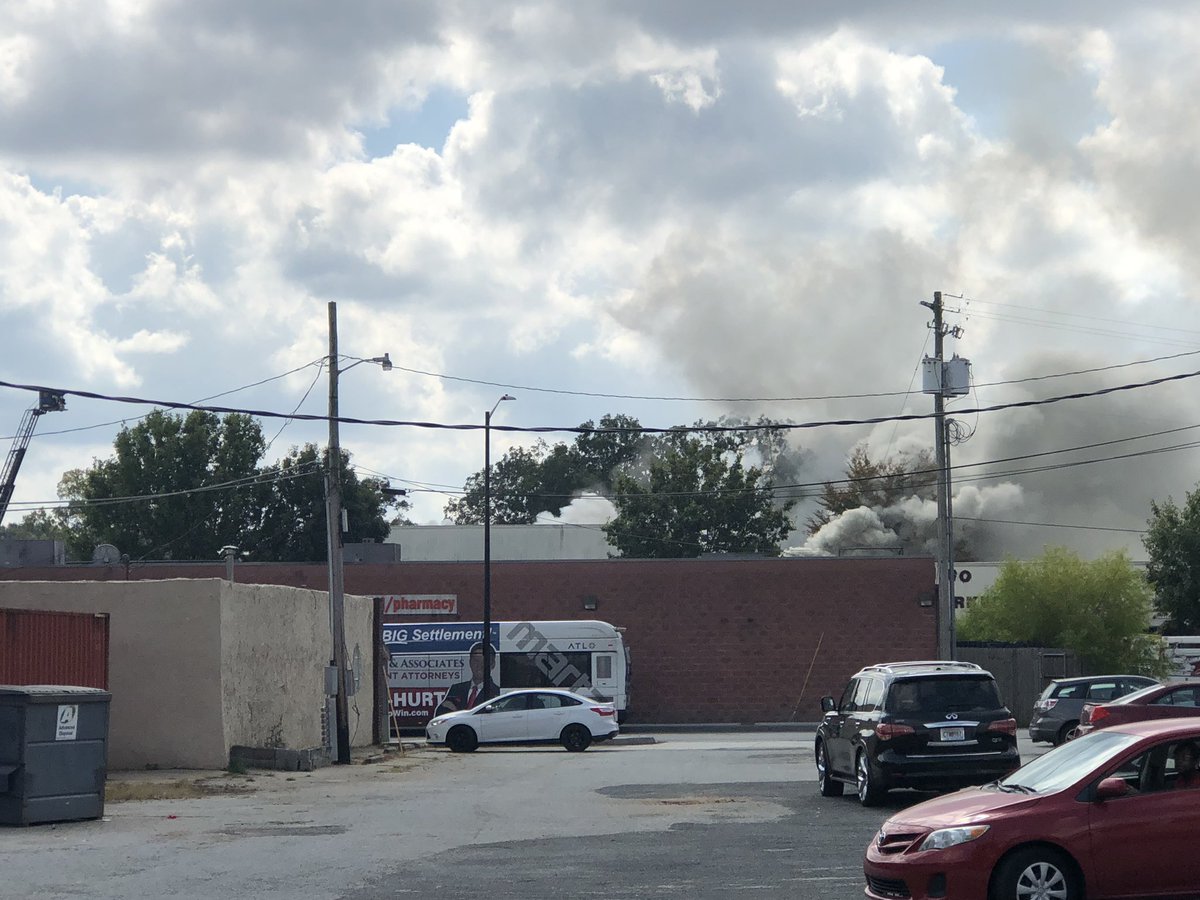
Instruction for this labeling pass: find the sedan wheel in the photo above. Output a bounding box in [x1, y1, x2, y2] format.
[816, 742, 843, 797]
[561, 724, 592, 752]
[991, 848, 1079, 900]
[446, 725, 478, 753]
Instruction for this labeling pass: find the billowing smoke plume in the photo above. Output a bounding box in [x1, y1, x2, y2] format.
[784, 352, 1200, 561]
[787, 482, 1024, 558]
[534, 491, 616, 526]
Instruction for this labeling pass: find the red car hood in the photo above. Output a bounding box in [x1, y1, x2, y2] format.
[884, 786, 1042, 830]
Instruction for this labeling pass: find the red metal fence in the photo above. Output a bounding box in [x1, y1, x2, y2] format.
[0, 607, 109, 688]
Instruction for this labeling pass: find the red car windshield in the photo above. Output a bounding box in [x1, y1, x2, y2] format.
[999, 730, 1138, 794]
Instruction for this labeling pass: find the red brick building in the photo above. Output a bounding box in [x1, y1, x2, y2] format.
[8, 556, 936, 723]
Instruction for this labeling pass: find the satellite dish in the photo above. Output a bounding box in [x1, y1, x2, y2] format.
[92, 543, 121, 565]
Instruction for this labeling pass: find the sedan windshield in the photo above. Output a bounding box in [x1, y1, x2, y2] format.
[999, 730, 1139, 794]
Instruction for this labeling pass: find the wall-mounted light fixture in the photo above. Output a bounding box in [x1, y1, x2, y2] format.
[582, 596, 598, 611]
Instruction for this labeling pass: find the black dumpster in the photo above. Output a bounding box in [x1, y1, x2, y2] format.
[0, 685, 112, 825]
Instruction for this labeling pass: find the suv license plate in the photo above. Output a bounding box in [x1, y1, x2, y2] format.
[939, 727, 965, 742]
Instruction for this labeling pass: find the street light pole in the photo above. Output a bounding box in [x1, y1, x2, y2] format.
[325, 300, 392, 765]
[481, 393, 514, 701]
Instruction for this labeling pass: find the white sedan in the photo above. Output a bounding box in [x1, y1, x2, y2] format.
[425, 688, 619, 752]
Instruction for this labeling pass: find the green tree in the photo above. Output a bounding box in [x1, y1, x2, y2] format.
[255, 444, 401, 561]
[57, 411, 402, 562]
[444, 414, 648, 524]
[1144, 489, 1200, 633]
[59, 410, 265, 561]
[602, 428, 795, 558]
[0, 509, 71, 541]
[957, 547, 1168, 676]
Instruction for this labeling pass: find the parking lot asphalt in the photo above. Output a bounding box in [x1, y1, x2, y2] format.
[2, 731, 1054, 900]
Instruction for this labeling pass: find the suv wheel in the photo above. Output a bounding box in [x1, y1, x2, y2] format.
[816, 741, 843, 797]
[856, 750, 886, 807]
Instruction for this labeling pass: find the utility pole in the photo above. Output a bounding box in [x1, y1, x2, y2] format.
[921, 291, 956, 660]
[326, 301, 351, 765]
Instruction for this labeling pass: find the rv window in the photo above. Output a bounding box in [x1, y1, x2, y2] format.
[596, 655, 614, 680]
[500, 651, 593, 691]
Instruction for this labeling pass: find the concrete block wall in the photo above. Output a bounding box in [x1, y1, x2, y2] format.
[0, 579, 377, 769]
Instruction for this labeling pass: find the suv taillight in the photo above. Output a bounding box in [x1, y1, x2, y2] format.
[1034, 698, 1058, 712]
[983, 718, 1017, 736]
[875, 723, 915, 740]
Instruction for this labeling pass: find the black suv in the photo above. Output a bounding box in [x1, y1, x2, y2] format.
[816, 660, 1020, 806]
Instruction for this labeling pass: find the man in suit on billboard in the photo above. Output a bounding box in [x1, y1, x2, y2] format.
[434, 641, 498, 715]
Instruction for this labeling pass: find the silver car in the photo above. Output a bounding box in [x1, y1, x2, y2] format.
[1028, 675, 1158, 745]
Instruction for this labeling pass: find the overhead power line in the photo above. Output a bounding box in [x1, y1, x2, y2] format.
[2, 367, 1198, 435]
[13, 359, 328, 442]
[383, 348, 1200, 404]
[5, 463, 322, 513]
[961, 296, 1200, 337]
[955, 516, 1146, 535]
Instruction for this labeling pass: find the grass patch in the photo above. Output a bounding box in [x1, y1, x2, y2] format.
[105, 778, 253, 803]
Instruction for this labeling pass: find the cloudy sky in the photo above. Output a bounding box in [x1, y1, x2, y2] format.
[2, 0, 1199, 561]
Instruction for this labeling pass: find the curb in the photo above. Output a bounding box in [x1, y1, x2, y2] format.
[607, 735, 656, 746]
[618, 723, 820, 734]
[393, 723, 821, 739]
[361, 741, 427, 763]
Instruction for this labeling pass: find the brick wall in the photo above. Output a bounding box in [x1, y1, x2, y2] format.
[8, 556, 937, 723]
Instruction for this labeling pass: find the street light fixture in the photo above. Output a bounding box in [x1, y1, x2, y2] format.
[481, 393, 514, 701]
[325, 301, 391, 764]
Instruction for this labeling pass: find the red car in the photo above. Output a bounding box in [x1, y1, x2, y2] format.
[863, 718, 1200, 900]
[1077, 681, 1200, 736]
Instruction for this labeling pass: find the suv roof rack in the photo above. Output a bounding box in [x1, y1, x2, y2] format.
[861, 660, 984, 675]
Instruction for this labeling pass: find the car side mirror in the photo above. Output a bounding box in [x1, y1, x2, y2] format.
[821, 696, 836, 714]
[1095, 777, 1129, 801]
[476, 706, 492, 714]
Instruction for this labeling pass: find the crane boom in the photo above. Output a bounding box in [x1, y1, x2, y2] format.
[0, 391, 66, 527]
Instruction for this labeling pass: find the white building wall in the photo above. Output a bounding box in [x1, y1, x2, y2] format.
[388, 524, 613, 561]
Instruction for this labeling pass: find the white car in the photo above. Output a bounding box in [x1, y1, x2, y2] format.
[425, 688, 619, 752]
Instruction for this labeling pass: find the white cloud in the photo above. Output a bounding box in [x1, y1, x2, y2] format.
[0, 2, 1197, 550]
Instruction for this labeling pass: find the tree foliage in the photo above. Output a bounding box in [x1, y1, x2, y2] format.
[1144, 489, 1200, 633]
[0, 509, 71, 541]
[602, 427, 796, 558]
[957, 547, 1168, 676]
[444, 414, 647, 524]
[445, 414, 801, 558]
[56, 410, 404, 562]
